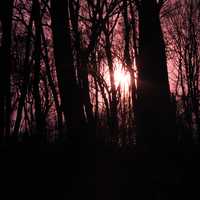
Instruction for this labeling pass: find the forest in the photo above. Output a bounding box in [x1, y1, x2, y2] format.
[0, 0, 200, 199]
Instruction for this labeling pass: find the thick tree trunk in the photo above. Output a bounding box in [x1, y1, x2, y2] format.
[50, 0, 85, 142]
[136, 0, 176, 152]
[0, 0, 13, 138]
[68, 1, 96, 143]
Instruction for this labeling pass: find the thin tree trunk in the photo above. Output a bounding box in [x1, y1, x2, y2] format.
[130, 1, 138, 115]
[13, 6, 34, 137]
[103, 27, 119, 143]
[41, 29, 63, 134]
[69, 0, 96, 144]
[81, 54, 95, 138]
[123, 0, 137, 132]
[32, 0, 44, 138]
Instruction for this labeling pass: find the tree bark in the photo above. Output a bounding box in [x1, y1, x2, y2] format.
[32, 0, 45, 139]
[0, 0, 13, 138]
[50, 0, 85, 142]
[136, 0, 176, 152]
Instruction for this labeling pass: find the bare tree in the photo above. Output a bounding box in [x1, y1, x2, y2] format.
[13, 1, 34, 137]
[164, 0, 200, 143]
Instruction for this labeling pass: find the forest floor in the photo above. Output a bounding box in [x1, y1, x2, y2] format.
[0, 142, 200, 200]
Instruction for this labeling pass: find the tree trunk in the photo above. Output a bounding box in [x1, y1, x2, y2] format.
[50, 0, 85, 143]
[41, 28, 63, 134]
[104, 28, 119, 143]
[136, 0, 176, 152]
[32, 0, 45, 139]
[0, 0, 13, 139]
[13, 7, 34, 137]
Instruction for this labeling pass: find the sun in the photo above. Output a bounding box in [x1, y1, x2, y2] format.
[114, 62, 131, 92]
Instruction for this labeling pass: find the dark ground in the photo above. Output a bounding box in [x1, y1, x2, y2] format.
[0, 142, 200, 200]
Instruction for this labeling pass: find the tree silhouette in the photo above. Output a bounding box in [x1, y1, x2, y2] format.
[1, 0, 200, 200]
[164, 0, 200, 144]
[0, 0, 13, 139]
[50, 0, 85, 143]
[135, 0, 176, 153]
[13, 2, 34, 137]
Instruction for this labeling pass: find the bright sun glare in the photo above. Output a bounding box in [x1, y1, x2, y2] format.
[114, 62, 131, 93]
